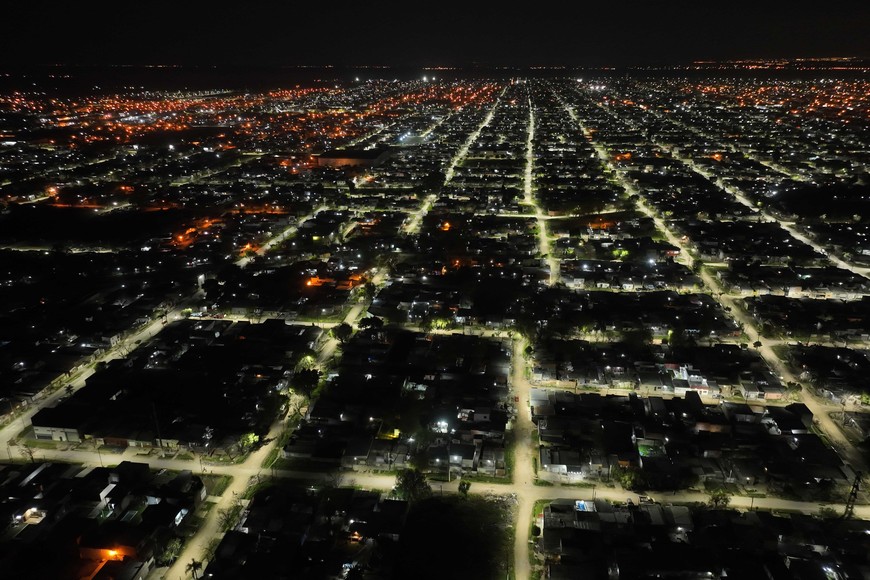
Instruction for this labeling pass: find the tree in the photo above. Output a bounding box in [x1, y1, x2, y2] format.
[286, 398, 307, 423]
[186, 558, 203, 579]
[421, 169, 446, 192]
[393, 468, 432, 502]
[294, 349, 318, 371]
[424, 317, 453, 331]
[239, 432, 260, 452]
[363, 283, 378, 302]
[620, 327, 653, 351]
[19, 444, 35, 463]
[458, 480, 471, 497]
[620, 468, 647, 491]
[217, 499, 243, 532]
[292, 369, 320, 398]
[708, 489, 732, 509]
[160, 537, 183, 565]
[752, 340, 763, 350]
[614, 467, 647, 491]
[818, 506, 839, 520]
[65, 384, 74, 397]
[358, 316, 383, 330]
[409, 446, 432, 471]
[331, 322, 353, 343]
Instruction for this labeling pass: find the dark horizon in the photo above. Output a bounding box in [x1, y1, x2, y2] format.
[4, 1, 869, 68]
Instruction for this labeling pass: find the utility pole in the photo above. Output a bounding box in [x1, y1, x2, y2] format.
[151, 401, 164, 455]
[843, 471, 861, 520]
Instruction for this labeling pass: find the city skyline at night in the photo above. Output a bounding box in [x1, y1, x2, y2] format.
[1, 4, 869, 580]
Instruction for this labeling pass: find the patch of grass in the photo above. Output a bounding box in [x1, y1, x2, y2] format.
[370, 468, 401, 477]
[260, 447, 280, 469]
[529, 499, 549, 580]
[395, 495, 513, 580]
[243, 479, 275, 501]
[504, 434, 516, 483]
[20, 439, 62, 450]
[199, 501, 217, 513]
[183, 512, 208, 533]
[203, 537, 221, 563]
[529, 500, 549, 538]
[271, 457, 339, 472]
[462, 474, 512, 485]
[217, 502, 244, 533]
[201, 474, 233, 497]
[100, 445, 127, 455]
[175, 452, 195, 461]
[534, 479, 554, 487]
[204, 453, 246, 465]
[427, 472, 449, 482]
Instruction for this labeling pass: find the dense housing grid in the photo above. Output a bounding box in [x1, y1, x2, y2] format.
[1, 73, 870, 579]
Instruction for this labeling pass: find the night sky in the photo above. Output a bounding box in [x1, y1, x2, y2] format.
[3, 1, 869, 67]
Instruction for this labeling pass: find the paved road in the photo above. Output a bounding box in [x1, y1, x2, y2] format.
[163, 413, 292, 580]
[522, 99, 559, 287]
[443, 88, 505, 184]
[560, 89, 870, 476]
[8, 84, 870, 580]
[510, 338, 536, 579]
[8, 328, 870, 580]
[235, 205, 327, 268]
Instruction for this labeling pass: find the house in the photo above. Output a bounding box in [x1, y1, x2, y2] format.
[92, 557, 155, 580]
[31, 406, 85, 443]
[602, 421, 638, 467]
[449, 443, 476, 470]
[367, 439, 409, 470]
[78, 522, 151, 562]
[478, 443, 506, 476]
[539, 447, 586, 476]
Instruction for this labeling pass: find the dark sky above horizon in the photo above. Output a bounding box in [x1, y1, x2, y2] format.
[4, 1, 869, 68]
